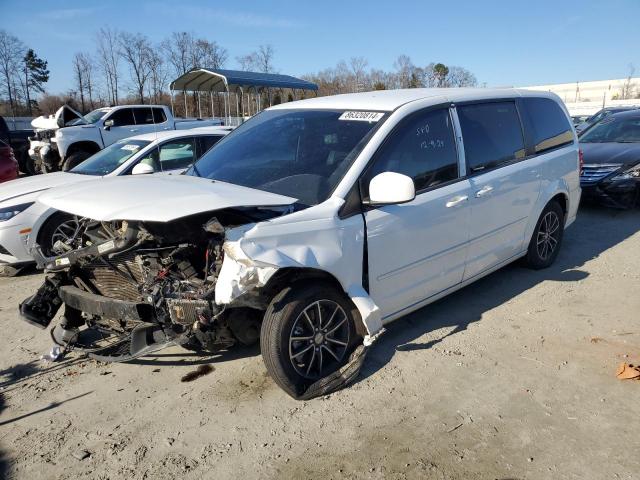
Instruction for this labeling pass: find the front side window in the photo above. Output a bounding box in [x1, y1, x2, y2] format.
[522, 97, 574, 153]
[188, 109, 385, 205]
[107, 108, 135, 127]
[138, 138, 196, 172]
[457, 101, 525, 173]
[363, 108, 458, 196]
[198, 135, 223, 156]
[71, 139, 150, 175]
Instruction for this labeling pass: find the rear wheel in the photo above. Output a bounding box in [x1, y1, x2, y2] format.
[260, 282, 358, 398]
[524, 201, 564, 269]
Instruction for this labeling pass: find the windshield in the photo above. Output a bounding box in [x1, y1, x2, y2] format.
[68, 108, 109, 126]
[187, 109, 385, 205]
[580, 117, 640, 143]
[71, 139, 151, 175]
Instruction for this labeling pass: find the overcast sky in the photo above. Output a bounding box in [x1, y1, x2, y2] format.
[1, 0, 639, 94]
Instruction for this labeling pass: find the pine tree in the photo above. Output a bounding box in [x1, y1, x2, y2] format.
[23, 49, 49, 114]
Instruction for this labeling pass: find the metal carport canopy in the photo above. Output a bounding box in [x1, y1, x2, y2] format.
[169, 68, 318, 93]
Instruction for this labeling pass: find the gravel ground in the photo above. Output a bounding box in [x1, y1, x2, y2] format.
[1, 205, 639, 480]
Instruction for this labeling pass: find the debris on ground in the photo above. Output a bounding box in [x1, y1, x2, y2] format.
[180, 364, 214, 382]
[616, 363, 640, 380]
[40, 345, 63, 363]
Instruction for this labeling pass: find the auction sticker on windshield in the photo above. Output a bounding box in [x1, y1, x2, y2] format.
[339, 111, 385, 122]
[121, 144, 140, 151]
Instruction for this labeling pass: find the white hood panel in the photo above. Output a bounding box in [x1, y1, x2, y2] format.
[37, 175, 297, 222]
[0, 172, 92, 205]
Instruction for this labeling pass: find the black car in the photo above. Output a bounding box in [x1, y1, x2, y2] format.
[579, 110, 640, 208]
[575, 106, 639, 134]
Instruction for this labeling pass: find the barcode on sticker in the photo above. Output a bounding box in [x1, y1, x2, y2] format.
[338, 111, 384, 122]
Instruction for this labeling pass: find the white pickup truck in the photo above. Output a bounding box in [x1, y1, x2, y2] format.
[29, 105, 222, 172]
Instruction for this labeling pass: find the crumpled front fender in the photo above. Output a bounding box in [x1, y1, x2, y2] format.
[213, 198, 384, 341]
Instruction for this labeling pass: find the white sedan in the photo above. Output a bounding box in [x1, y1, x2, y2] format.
[0, 127, 230, 274]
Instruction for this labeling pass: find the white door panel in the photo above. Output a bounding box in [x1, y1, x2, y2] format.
[366, 179, 473, 319]
[464, 158, 542, 279]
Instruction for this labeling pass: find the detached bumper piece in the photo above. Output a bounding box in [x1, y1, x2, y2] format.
[58, 286, 153, 323]
[20, 276, 63, 329]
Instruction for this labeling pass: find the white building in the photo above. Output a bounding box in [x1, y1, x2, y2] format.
[523, 77, 640, 115]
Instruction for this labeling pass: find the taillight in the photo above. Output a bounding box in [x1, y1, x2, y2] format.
[578, 149, 584, 174]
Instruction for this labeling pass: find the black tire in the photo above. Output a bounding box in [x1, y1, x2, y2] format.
[62, 151, 92, 171]
[38, 212, 79, 257]
[524, 201, 564, 269]
[260, 282, 359, 398]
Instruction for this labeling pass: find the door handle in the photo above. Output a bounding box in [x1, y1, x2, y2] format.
[475, 185, 494, 198]
[446, 195, 468, 208]
[130, 128, 139, 132]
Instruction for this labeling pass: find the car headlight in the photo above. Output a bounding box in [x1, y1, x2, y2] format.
[611, 164, 640, 181]
[0, 202, 34, 222]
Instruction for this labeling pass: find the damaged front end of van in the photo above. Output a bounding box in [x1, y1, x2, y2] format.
[18, 176, 382, 399]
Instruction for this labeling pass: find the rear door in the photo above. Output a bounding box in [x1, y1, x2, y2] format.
[133, 108, 170, 135]
[456, 100, 542, 280]
[363, 106, 473, 319]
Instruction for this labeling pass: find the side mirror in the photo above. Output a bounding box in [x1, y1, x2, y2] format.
[367, 172, 415, 205]
[131, 163, 155, 175]
[103, 119, 114, 131]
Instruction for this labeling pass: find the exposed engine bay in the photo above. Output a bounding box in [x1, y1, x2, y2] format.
[20, 207, 289, 362]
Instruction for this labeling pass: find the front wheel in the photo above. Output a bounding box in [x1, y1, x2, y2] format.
[62, 151, 91, 171]
[524, 201, 564, 269]
[39, 213, 80, 257]
[260, 283, 358, 398]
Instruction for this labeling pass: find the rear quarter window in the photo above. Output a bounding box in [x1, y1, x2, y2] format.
[522, 97, 574, 153]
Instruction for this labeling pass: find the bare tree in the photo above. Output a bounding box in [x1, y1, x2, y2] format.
[236, 53, 256, 71]
[96, 28, 121, 105]
[72, 52, 96, 111]
[192, 39, 228, 69]
[447, 66, 478, 87]
[0, 30, 25, 116]
[147, 47, 167, 104]
[349, 56, 369, 92]
[161, 32, 195, 77]
[393, 55, 414, 89]
[621, 64, 636, 100]
[255, 45, 275, 73]
[118, 32, 153, 104]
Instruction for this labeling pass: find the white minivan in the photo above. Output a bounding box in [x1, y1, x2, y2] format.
[21, 88, 581, 399]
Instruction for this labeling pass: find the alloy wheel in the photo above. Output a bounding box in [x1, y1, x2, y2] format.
[288, 299, 350, 380]
[49, 217, 80, 255]
[536, 211, 560, 260]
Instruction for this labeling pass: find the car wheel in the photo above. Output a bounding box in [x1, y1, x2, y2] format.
[39, 213, 80, 257]
[524, 201, 564, 269]
[62, 151, 91, 171]
[260, 282, 358, 398]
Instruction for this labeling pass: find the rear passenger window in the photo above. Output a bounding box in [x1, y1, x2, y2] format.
[457, 102, 525, 173]
[133, 108, 154, 125]
[153, 108, 167, 123]
[522, 97, 573, 153]
[364, 108, 458, 194]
